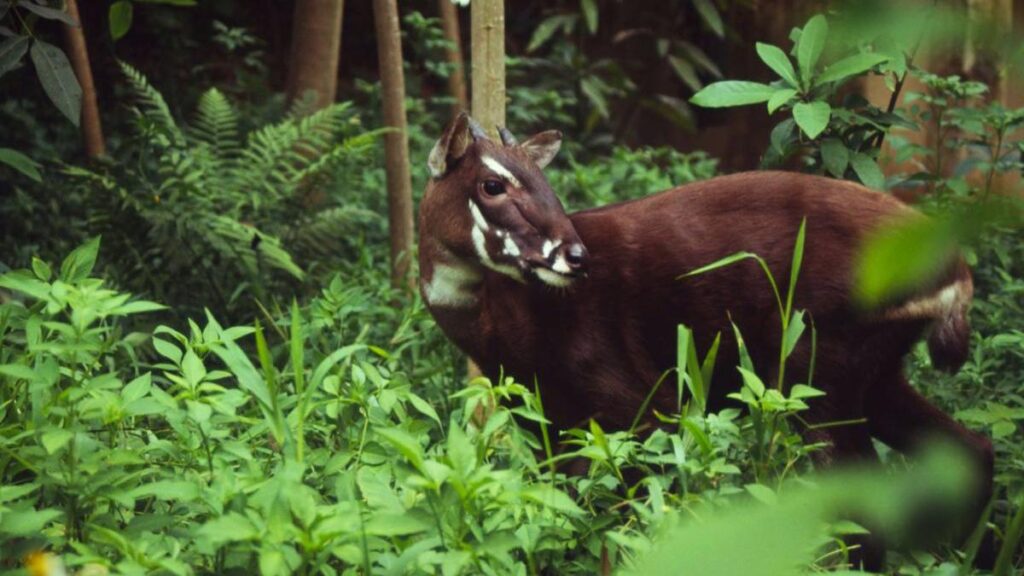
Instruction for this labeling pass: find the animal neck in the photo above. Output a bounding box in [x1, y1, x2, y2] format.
[419, 233, 485, 311]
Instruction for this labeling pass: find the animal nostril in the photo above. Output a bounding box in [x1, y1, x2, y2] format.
[565, 244, 586, 269]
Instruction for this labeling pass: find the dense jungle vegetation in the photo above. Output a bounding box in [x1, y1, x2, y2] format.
[0, 1, 1022, 574]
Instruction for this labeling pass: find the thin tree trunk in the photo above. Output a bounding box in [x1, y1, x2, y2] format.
[62, 0, 104, 158]
[287, 0, 344, 109]
[439, 0, 469, 113]
[471, 0, 505, 138]
[373, 0, 415, 289]
[468, 0, 506, 381]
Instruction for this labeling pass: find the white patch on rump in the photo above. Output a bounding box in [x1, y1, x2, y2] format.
[883, 280, 968, 320]
[481, 156, 523, 188]
[423, 261, 481, 308]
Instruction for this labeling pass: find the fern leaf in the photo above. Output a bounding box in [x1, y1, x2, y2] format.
[119, 62, 184, 146]
[190, 88, 240, 167]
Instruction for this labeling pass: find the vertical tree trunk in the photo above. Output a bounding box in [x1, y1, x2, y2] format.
[439, 0, 469, 113]
[471, 0, 505, 138]
[287, 0, 344, 109]
[373, 0, 415, 289]
[467, 0, 506, 381]
[62, 0, 104, 158]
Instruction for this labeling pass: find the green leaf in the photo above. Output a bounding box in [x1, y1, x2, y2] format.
[792, 101, 831, 139]
[782, 310, 806, 360]
[692, 0, 724, 37]
[109, 1, 134, 40]
[17, 0, 77, 25]
[820, 139, 849, 178]
[40, 429, 74, 454]
[197, 512, 260, 546]
[680, 251, 757, 278]
[30, 40, 82, 126]
[669, 55, 702, 92]
[0, 508, 62, 536]
[737, 367, 766, 398]
[130, 480, 200, 502]
[755, 43, 798, 88]
[789, 384, 826, 400]
[527, 15, 574, 53]
[31, 257, 51, 281]
[817, 53, 889, 85]
[691, 81, 775, 108]
[0, 35, 30, 78]
[365, 512, 431, 536]
[850, 153, 885, 190]
[521, 485, 584, 516]
[745, 483, 778, 505]
[796, 14, 828, 85]
[59, 237, 100, 281]
[580, 0, 598, 34]
[767, 89, 797, 114]
[376, 427, 426, 473]
[0, 147, 41, 181]
[0, 271, 50, 301]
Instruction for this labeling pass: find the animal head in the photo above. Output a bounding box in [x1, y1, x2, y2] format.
[423, 113, 588, 288]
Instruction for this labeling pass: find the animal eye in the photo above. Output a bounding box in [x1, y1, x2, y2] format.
[482, 179, 506, 196]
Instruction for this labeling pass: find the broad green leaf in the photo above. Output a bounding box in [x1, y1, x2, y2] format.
[692, 0, 724, 37]
[40, 429, 74, 454]
[746, 483, 778, 505]
[782, 310, 806, 360]
[820, 138, 849, 178]
[767, 88, 797, 114]
[131, 480, 200, 501]
[521, 485, 584, 516]
[31, 257, 51, 281]
[792, 101, 831, 139]
[850, 153, 885, 190]
[789, 384, 826, 399]
[669, 55, 702, 92]
[796, 15, 828, 85]
[0, 36, 30, 78]
[30, 40, 82, 126]
[0, 271, 50, 301]
[109, 0, 134, 40]
[0, 508, 62, 536]
[691, 81, 775, 108]
[109, 300, 166, 315]
[0, 147, 41, 181]
[197, 512, 260, 546]
[17, 0, 77, 25]
[737, 367, 766, 398]
[755, 43, 798, 88]
[580, 0, 598, 34]
[408, 392, 442, 427]
[376, 427, 426, 473]
[59, 236, 100, 281]
[364, 512, 431, 536]
[817, 53, 889, 85]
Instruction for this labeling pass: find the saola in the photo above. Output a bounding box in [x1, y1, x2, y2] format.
[417, 113, 993, 569]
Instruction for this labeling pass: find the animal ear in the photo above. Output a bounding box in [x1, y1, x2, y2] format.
[520, 130, 562, 169]
[428, 113, 473, 178]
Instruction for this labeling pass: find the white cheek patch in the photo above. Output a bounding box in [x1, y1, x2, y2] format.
[468, 200, 489, 231]
[502, 235, 521, 257]
[535, 268, 573, 288]
[541, 239, 561, 260]
[423, 262, 481, 308]
[472, 223, 524, 282]
[481, 156, 523, 189]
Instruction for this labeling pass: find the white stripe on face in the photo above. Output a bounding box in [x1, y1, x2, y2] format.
[551, 254, 572, 274]
[535, 268, 572, 288]
[481, 156, 523, 188]
[468, 200, 489, 231]
[472, 223, 524, 282]
[541, 239, 561, 259]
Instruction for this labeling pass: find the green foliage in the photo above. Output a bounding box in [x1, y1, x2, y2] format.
[52, 63, 384, 317]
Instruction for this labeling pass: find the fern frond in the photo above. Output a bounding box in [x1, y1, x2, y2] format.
[281, 206, 381, 259]
[205, 216, 305, 280]
[119, 62, 184, 146]
[234, 102, 354, 204]
[190, 88, 240, 166]
[291, 127, 387, 184]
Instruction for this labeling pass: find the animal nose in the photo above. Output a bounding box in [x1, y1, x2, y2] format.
[562, 243, 588, 274]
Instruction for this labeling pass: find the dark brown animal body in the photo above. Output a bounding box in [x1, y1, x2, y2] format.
[419, 115, 993, 569]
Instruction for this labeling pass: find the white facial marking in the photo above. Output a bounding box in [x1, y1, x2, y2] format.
[541, 239, 561, 259]
[472, 224, 524, 282]
[502, 235, 521, 257]
[423, 262, 481, 308]
[468, 200, 489, 231]
[551, 254, 572, 274]
[481, 156, 523, 188]
[535, 268, 573, 288]
[883, 280, 967, 320]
